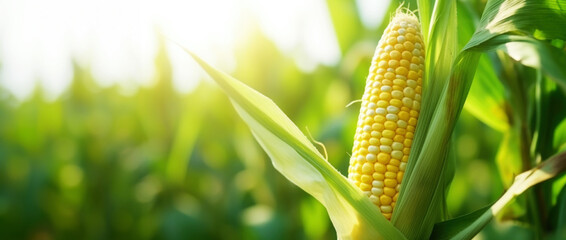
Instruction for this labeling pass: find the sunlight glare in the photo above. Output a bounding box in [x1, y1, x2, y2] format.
[250, 0, 340, 71]
[356, 0, 390, 29]
[0, 0, 342, 100]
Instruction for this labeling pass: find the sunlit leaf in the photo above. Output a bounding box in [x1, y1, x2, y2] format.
[466, 0, 566, 50]
[186, 50, 405, 239]
[495, 35, 566, 92]
[461, 0, 566, 93]
[431, 151, 566, 240]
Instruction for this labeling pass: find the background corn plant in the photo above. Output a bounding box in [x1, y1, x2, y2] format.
[0, 0, 565, 239]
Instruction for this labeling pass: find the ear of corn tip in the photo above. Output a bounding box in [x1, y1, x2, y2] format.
[348, 10, 424, 220]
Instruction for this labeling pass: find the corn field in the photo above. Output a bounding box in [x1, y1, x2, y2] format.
[1, 0, 566, 239]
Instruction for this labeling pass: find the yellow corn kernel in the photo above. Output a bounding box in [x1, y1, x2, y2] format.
[347, 11, 424, 220]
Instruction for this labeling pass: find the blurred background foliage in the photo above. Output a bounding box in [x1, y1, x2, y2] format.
[0, 0, 565, 239]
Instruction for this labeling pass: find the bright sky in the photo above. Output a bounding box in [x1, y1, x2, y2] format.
[0, 0, 388, 101]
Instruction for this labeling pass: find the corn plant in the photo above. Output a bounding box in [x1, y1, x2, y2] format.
[187, 0, 566, 238]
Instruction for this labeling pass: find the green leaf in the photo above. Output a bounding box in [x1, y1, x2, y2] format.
[430, 205, 492, 240]
[496, 130, 523, 188]
[492, 0, 566, 40]
[494, 127, 528, 220]
[400, 50, 481, 237]
[497, 36, 566, 92]
[186, 50, 405, 239]
[455, 1, 478, 51]
[455, 1, 509, 131]
[467, 33, 566, 95]
[464, 54, 508, 131]
[460, 0, 566, 93]
[466, 0, 566, 50]
[554, 184, 566, 237]
[555, 119, 566, 152]
[393, 1, 472, 238]
[531, 76, 566, 158]
[431, 151, 566, 240]
[416, 0, 434, 42]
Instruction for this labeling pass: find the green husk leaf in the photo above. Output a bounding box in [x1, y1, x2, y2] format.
[431, 151, 566, 240]
[416, 0, 433, 42]
[393, 1, 469, 238]
[395, 50, 480, 239]
[186, 50, 405, 240]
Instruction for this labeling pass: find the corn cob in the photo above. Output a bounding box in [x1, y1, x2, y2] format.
[348, 11, 424, 220]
